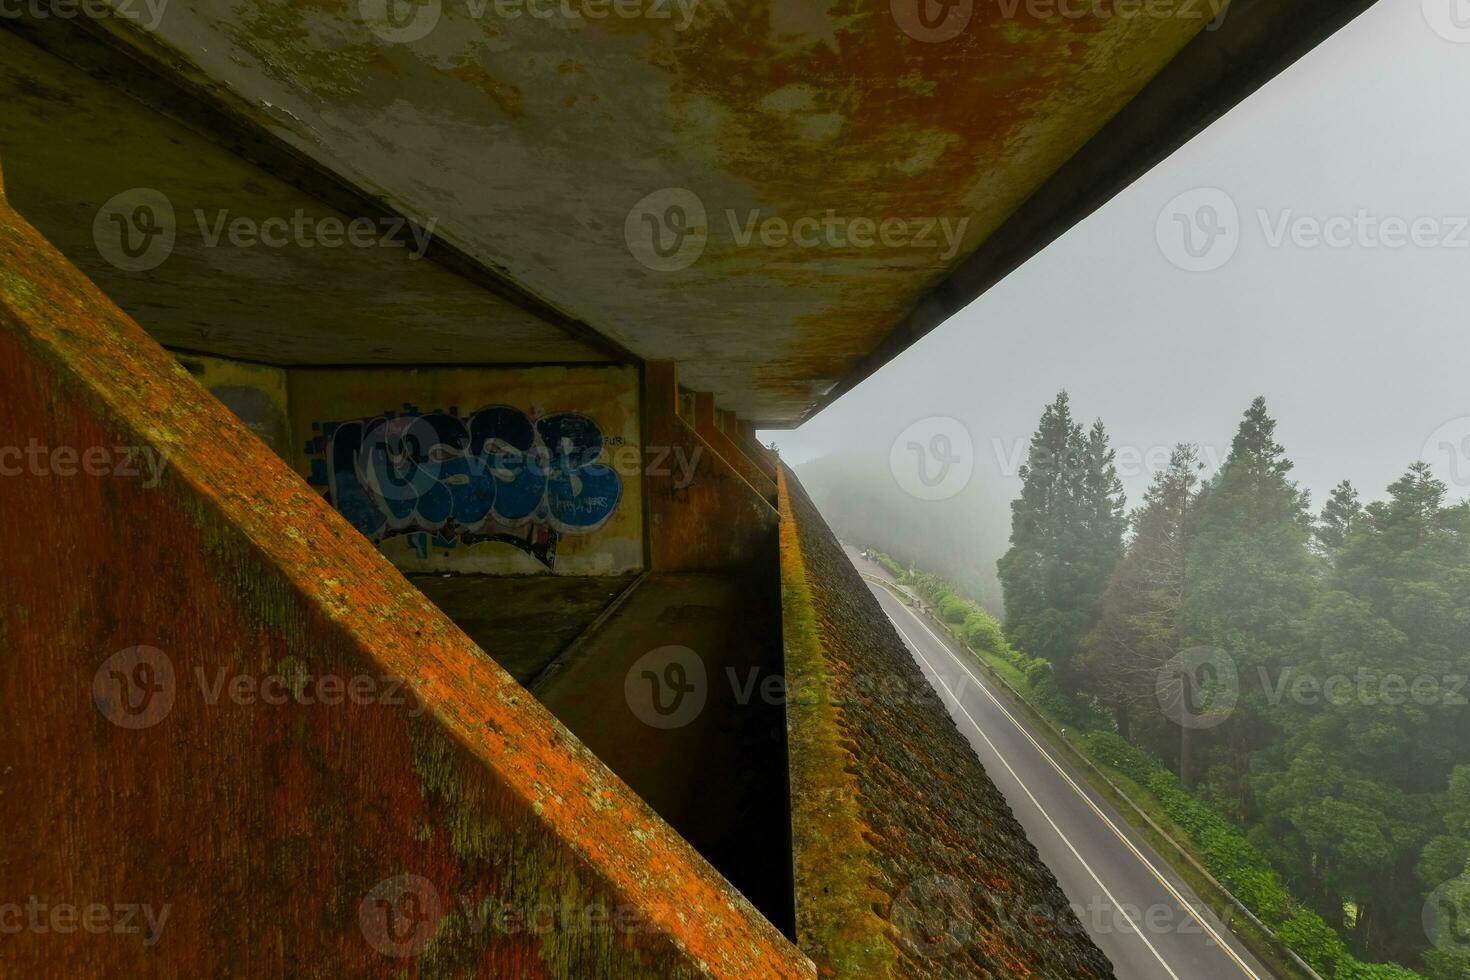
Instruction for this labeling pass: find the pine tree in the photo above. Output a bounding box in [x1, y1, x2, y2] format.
[1183, 397, 1317, 790]
[998, 393, 1125, 669]
[1079, 419, 1129, 587]
[1317, 480, 1362, 555]
[1187, 396, 1316, 670]
[1077, 445, 1203, 746]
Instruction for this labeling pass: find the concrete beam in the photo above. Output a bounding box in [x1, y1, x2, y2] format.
[0, 167, 812, 979]
[693, 391, 777, 502]
[643, 363, 777, 572]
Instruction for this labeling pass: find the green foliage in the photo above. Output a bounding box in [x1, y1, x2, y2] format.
[1247, 462, 1470, 965]
[1186, 398, 1317, 677]
[998, 392, 1127, 668]
[1079, 730, 1426, 979]
[903, 547, 1436, 977]
[989, 394, 1470, 976]
[937, 594, 970, 624]
[961, 610, 1008, 654]
[1318, 481, 1363, 555]
[1075, 444, 1206, 755]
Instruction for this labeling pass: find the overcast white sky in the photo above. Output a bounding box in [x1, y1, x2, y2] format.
[768, 0, 1470, 514]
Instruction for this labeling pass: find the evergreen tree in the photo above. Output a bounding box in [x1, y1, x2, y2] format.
[1252, 465, 1470, 964]
[1079, 419, 1129, 593]
[1187, 397, 1316, 673]
[1077, 445, 1204, 749]
[1033, 395, 1470, 973]
[1317, 480, 1362, 555]
[1183, 397, 1318, 792]
[998, 392, 1125, 668]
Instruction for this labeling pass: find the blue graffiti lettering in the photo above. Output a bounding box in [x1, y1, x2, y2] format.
[308, 404, 621, 570]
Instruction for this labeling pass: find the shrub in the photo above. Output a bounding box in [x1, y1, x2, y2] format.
[961, 611, 1008, 654]
[873, 551, 905, 578]
[937, 594, 970, 624]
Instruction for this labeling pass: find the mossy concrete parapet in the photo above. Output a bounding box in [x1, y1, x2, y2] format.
[0, 164, 813, 979]
[778, 470, 899, 977]
[778, 466, 1116, 979]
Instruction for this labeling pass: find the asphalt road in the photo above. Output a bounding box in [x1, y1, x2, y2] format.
[848, 549, 1273, 980]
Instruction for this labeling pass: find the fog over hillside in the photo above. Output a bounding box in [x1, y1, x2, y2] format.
[791, 452, 1006, 614]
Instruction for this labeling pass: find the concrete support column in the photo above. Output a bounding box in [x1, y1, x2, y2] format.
[643, 362, 777, 571]
[692, 391, 777, 501]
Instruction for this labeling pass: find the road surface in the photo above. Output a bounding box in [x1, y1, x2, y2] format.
[849, 549, 1273, 980]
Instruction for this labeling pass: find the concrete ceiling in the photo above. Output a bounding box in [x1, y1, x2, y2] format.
[1, 1, 1379, 422]
[0, 28, 610, 366]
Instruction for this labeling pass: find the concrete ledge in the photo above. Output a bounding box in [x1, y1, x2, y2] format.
[733, 418, 779, 484]
[777, 472, 897, 977]
[0, 166, 813, 979]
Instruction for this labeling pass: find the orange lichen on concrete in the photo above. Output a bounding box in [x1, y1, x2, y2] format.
[0, 164, 813, 978]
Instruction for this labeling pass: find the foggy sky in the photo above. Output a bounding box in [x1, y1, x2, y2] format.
[766, 0, 1470, 544]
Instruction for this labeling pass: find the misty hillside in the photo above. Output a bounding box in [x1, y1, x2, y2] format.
[795, 452, 1010, 616]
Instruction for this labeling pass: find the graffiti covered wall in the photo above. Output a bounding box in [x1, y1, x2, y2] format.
[288, 366, 642, 576]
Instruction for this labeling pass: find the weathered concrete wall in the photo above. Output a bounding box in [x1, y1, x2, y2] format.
[0, 27, 608, 370]
[289, 365, 643, 576]
[44, 0, 1208, 421]
[0, 172, 813, 979]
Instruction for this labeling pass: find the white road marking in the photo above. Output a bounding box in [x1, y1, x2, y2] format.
[882, 609, 1182, 980]
[876, 586, 1262, 980]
